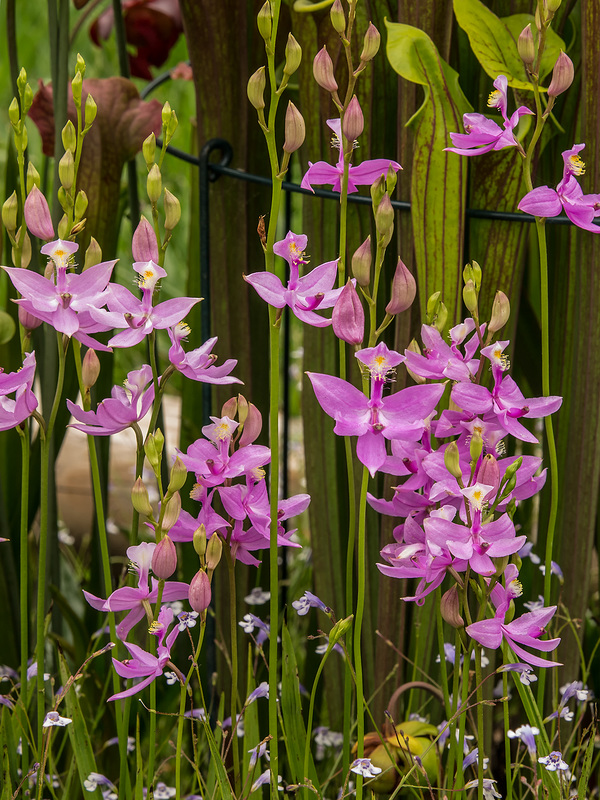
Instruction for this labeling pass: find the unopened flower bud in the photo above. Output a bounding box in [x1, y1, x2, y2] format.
[8, 98, 20, 127]
[478, 454, 500, 496]
[518, 24, 535, 67]
[189, 569, 211, 614]
[221, 396, 238, 419]
[385, 258, 416, 315]
[463, 279, 478, 317]
[375, 193, 394, 235]
[131, 477, 154, 517]
[440, 585, 464, 628]
[284, 34, 302, 76]
[193, 524, 207, 557]
[444, 441, 462, 479]
[57, 214, 70, 240]
[62, 120, 76, 153]
[206, 533, 223, 572]
[502, 456, 522, 485]
[360, 23, 381, 62]
[145, 429, 164, 473]
[15, 230, 31, 268]
[239, 402, 263, 447]
[547, 0, 562, 13]
[59, 150, 75, 190]
[143, 133, 156, 167]
[74, 190, 88, 221]
[332, 280, 364, 346]
[313, 47, 338, 93]
[548, 51, 574, 97]
[434, 301, 448, 332]
[370, 174, 386, 211]
[2, 191, 19, 233]
[386, 163, 398, 196]
[352, 237, 372, 287]
[329, 614, 353, 645]
[161, 100, 173, 129]
[343, 96, 364, 141]
[167, 456, 188, 495]
[283, 102, 305, 154]
[82, 348, 100, 390]
[488, 290, 510, 333]
[330, 0, 346, 35]
[236, 395, 249, 424]
[18, 306, 42, 331]
[493, 555, 510, 576]
[84, 237, 102, 270]
[84, 93, 97, 127]
[257, 1, 272, 42]
[152, 534, 177, 579]
[75, 53, 86, 77]
[471, 260, 482, 290]
[71, 71, 83, 105]
[132, 216, 159, 263]
[247, 67, 266, 111]
[164, 188, 181, 231]
[17, 67, 27, 92]
[469, 430, 484, 463]
[26, 162, 41, 192]
[162, 491, 181, 531]
[147, 164, 162, 204]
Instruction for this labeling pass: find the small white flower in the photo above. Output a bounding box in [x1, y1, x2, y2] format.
[177, 610, 199, 631]
[43, 711, 72, 728]
[164, 671, 179, 686]
[154, 782, 176, 799]
[350, 758, 382, 778]
[539, 751, 569, 772]
[464, 778, 501, 799]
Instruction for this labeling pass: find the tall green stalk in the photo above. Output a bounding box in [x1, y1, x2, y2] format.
[17, 425, 30, 774]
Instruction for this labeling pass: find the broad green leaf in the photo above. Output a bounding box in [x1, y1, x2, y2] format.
[0, 312, 15, 346]
[453, 0, 535, 90]
[242, 647, 262, 797]
[386, 21, 471, 326]
[502, 14, 565, 81]
[58, 651, 103, 800]
[201, 714, 235, 800]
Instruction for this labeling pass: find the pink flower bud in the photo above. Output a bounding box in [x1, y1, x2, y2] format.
[488, 290, 510, 333]
[385, 258, 416, 315]
[189, 569, 211, 613]
[332, 280, 364, 346]
[24, 185, 54, 241]
[343, 96, 364, 142]
[518, 24, 535, 66]
[152, 534, 177, 579]
[477, 454, 500, 495]
[352, 237, 372, 287]
[313, 47, 338, 93]
[221, 396, 238, 419]
[375, 193, 394, 235]
[440, 585, 464, 629]
[18, 306, 42, 331]
[360, 23, 381, 62]
[548, 51, 574, 97]
[283, 102, 305, 154]
[82, 348, 100, 390]
[132, 216, 159, 263]
[330, 0, 345, 35]
[239, 402, 263, 447]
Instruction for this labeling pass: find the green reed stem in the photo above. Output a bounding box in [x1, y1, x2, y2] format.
[224, 545, 241, 794]
[18, 425, 31, 773]
[176, 620, 207, 798]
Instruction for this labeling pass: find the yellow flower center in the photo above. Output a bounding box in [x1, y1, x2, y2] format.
[487, 89, 501, 108]
[568, 154, 585, 175]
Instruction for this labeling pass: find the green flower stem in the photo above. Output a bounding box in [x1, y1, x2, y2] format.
[503, 671, 513, 800]
[36, 332, 67, 746]
[474, 646, 484, 800]
[303, 646, 335, 800]
[444, 626, 462, 790]
[434, 589, 452, 721]
[147, 680, 156, 790]
[71, 341, 131, 791]
[176, 620, 207, 798]
[17, 425, 31, 773]
[352, 464, 370, 800]
[223, 545, 241, 795]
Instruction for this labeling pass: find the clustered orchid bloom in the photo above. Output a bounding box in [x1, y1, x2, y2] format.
[518, 143, 600, 232]
[0, 351, 38, 431]
[301, 118, 401, 194]
[245, 231, 342, 327]
[447, 75, 533, 156]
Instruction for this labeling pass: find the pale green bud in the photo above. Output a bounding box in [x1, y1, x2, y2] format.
[145, 429, 165, 473]
[370, 174, 385, 210]
[71, 71, 83, 104]
[283, 102, 305, 154]
[59, 149, 75, 190]
[329, 615, 353, 646]
[84, 93, 97, 127]
[17, 68, 27, 93]
[488, 290, 510, 333]
[330, 0, 346, 34]
[75, 190, 88, 221]
[161, 101, 173, 128]
[193, 524, 207, 557]
[257, 1, 272, 42]
[444, 441, 462, 479]
[147, 164, 162, 204]
[84, 237, 102, 270]
[206, 533, 223, 571]
[426, 291, 441, 321]
[283, 33, 302, 76]
[360, 23, 381, 62]
[434, 302, 448, 332]
[375, 193, 394, 235]
[469, 431, 483, 464]
[463, 279, 478, 317]
[247, 67, 266, 110]
[162, 491, 181, 531]
[131, 477, 154, 517]
[57, 214, 70, 240]
[351, 237, 372, 287]
[22, 83, 33, 115]
[518, 24, 535, 67]
[2, 192, 18, 233]
[75, 53, 86, 77]
[163, 188, 181, 231]
[8, 98, 20, 127]
[167, 456, 188, 495]
[26, 162, 41, 193]
[143, 133, 156, 168]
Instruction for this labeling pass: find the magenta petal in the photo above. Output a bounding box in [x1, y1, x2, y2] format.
[300, 161, 342, 192]
[518, 186, 563, 218]
[504, 638, 561, 668]
[356, 430, 387, 477]
[307, 372, 368, 422]
[244, 272, 287, 308]
[466, 617, 503, 649]
[348, 158, 402, 187]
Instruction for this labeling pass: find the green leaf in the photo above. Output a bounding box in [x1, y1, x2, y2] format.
[0, 312, 15, 346]
[58, 651, 103, 800]
[242, 647, 262, 797]
[281, 625, 319, 788]
[501, 14, 565, 81]
[201, 714, 235, 800]
[385, 21, 471, 326]
[453, 0, 534, 90]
